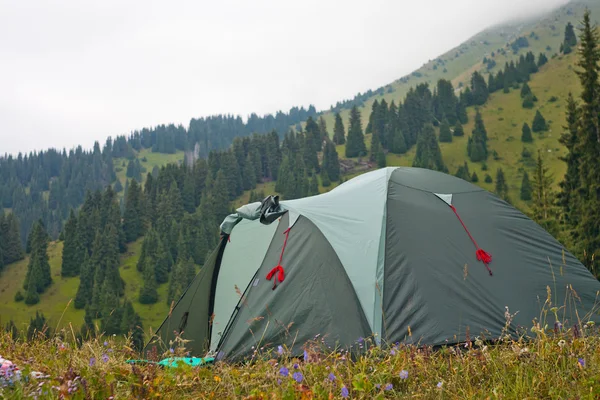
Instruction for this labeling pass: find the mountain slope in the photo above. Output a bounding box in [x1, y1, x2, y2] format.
[317, 0, 599, 134]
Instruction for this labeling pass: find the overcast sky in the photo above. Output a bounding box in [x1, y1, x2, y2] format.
[0, 0, 569, 155]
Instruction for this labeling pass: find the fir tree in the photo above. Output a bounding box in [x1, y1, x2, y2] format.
[23, 221, 52, 299]
[321, 169, 331, 187]
[531, 150, 559, 235]
[455, 162, 471, 181]
[438, 118, 453, 142]
[531, 110, 548, 132]
[61, 209, 81, 277]
[318, 116, 329, 140]
[391, 128, 407, 154]
[557, 93, 580, 226]
[333, 112, 346, 145]
[309, 174, 319, 195]
[520, 171, 532, 201]
[520, 82, 532, 98]
[467, 109, 488, 162]
[155, 235, 173, 284]
[377, 148, 387, 168]
[563, 22, 577, 54]
[470, 71, 489, 105]
[139, 261, 158, 304]
[471, 172, 479, 182]
[522, 95, 535, 109]
[453, 121, 464, 137]
[123, 179, 144, 242]
[322, 141, 340, 182]
[495, 168, 508, 200]
[345, 106, 367, 158]
[412, 123, 447, 172]
[521, 122, 533, 142]
[74, 252, 93, 309]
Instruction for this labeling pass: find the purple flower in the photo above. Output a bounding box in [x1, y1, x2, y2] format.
[277, 345, 284, 355]
[101, 354, 109, 363]
[292, 372, 303, 383]
[554, 321, 563, 330]
[277, 379, 282, 385]
[579, 358, 585, 367]
[399, 370, 408, 380]
[357, 337, 364, 344]
[437, 381, 443, 388]
[328, 373, 336, 382]
[375, 384, 381, 389]
[88, 358, 96, 367]
[385, 383, 393, 391]
[390, 348, 396, 356]
[304, 349, 309, 361]
[293, 363, 299, 369]
[279, 367, 289, 377]
[103, 341, 108, 347]
[169, 348, 174, 354]
[341, 386, 349, 398]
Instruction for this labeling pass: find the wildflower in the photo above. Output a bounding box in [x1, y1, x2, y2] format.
[101, 354, 109, 363]
[103, 341, 108, 347]
[293, 363, 299, 369]
[437, 381, 443, 388]
[277, 379, 282, 385]
[385, 383, 393, 391]
[578, 358, 585, 368]
[390, 348, 396, 356]
[89, 358, 96, 367]
[558, 340, 566, 348]
[304, 349, 309, 361]
[328, 373, 336, 382]
[292, 372, 303, 383]
[357, 337, 364, 344]
[375, 384, 381, 389]
[214, 376, 221, 383]
[169, 348, 174, 354]
[279, 367, 289, 377]
[341, 386, 349, 398]
[399, 370, 408, 380]
[277, 345, 284, 355]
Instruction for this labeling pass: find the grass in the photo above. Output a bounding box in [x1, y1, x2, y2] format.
[113, 148, 184, 194]
[2, 320, 600, 398]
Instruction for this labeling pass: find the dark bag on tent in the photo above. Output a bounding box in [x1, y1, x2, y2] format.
[259, 195, 286, 225]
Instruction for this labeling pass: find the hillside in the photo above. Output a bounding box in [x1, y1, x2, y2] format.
[317, 0, 600, 134]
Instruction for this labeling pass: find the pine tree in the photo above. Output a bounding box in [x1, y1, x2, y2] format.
[61, 209, 81, 277]
[182, 172, 196, 213]
[522, 95, 535, 109]
[391, 128, 407, 154]
[467, 109, 488, 162]
[470, 71, 489, 105]
[471, 172, 479, 182]
[438, 118, 452, 142]
[453, 121, 464, 137]
[100, 277, 122, 335]
[345, 106, 367, 158]
[520, 171, 532, 201]
[321, 169, 331, 187]
[531, 150, 559, 235]
[309, 174, 319, 195]
[521, 122, 533, 142]
[557, 93, 580, 226]
[412, 123, 447, 172]
[377, 148, 387, 168]
[123, 179, 143, 242]
[495, 168, 508, 199]
[563, 22, 577, 54]
[139, 261, 158, 304]
[155, 235, 172, 284]
[532, 110, 548, 132]
[333, 112, 346, 145]
[74, 252, 93, 309]
[572, 10, 600, 269]
[520, 82, 532, 98]
[318, 116, 329, 140]
[455, 162, 471, 181]
[370, 131, 381, 162]
[23, 221, 52, 299]
[242, 154, 257, 191]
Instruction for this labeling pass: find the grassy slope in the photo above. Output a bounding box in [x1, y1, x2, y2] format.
[0, 238, 171, 334]
[317, 0, 599, 135]
[113, 148, 184, 193]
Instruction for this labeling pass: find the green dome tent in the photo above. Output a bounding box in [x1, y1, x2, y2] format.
[145, 167, 600, 361]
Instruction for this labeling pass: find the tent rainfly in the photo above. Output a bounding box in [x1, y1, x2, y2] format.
[145, 167, 600, 362]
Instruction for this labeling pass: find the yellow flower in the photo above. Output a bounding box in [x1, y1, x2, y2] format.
[214, 376, 222, 383]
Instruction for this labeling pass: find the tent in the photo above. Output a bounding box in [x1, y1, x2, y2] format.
[145, 167, 600, 362]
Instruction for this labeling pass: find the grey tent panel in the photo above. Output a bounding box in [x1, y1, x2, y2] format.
[216, 215, 372, 361]
[383, 179, 600, 346]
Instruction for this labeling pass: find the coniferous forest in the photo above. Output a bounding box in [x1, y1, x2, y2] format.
[2, 11, 600, 348]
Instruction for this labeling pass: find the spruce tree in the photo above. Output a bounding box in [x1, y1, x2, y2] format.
[531, 110, 548, 132]
[557, 93, 580, 225]
[531, 150, 558, 235]
[563, 22, 577, 54]
[74, 253, 93, 309]
[321, 169, 331, 187]
[438, 118, 452, 142]
[139, 261, 158, 304]
[453, 121, 464, 137]
[23, 221, 52, 298]
[100, 277, 122, 335]
[572, 9, 600, 268]
[521, 122, 533, 142]
[242, 154, 257, 191]
[345, 106, 367, 158]
[470, 71, 489, 105]
[520, 171, 532, 201]
[322, 141, 340, 182]
[377, 148, 387, 168]
[155, 235, 172, 284]
[333, 112, 346, 145]
[412, 123, 447, 172]
[370, 131, 381, 162]
[391, 128, 407, 154]
[318, 116, 329, 140]
[123, 179, 143, 242]
[520, 82, 532, 98]
[467, 109, 488, 162]
[495, 168, 508, 199]
[471, 172, 479, 182]
[61, 209, 81, 277]
[309, 174, 319, 195]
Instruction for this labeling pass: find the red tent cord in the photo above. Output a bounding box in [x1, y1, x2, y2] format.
[450, 205, 493, 276]
[266, 227, 291, 289]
